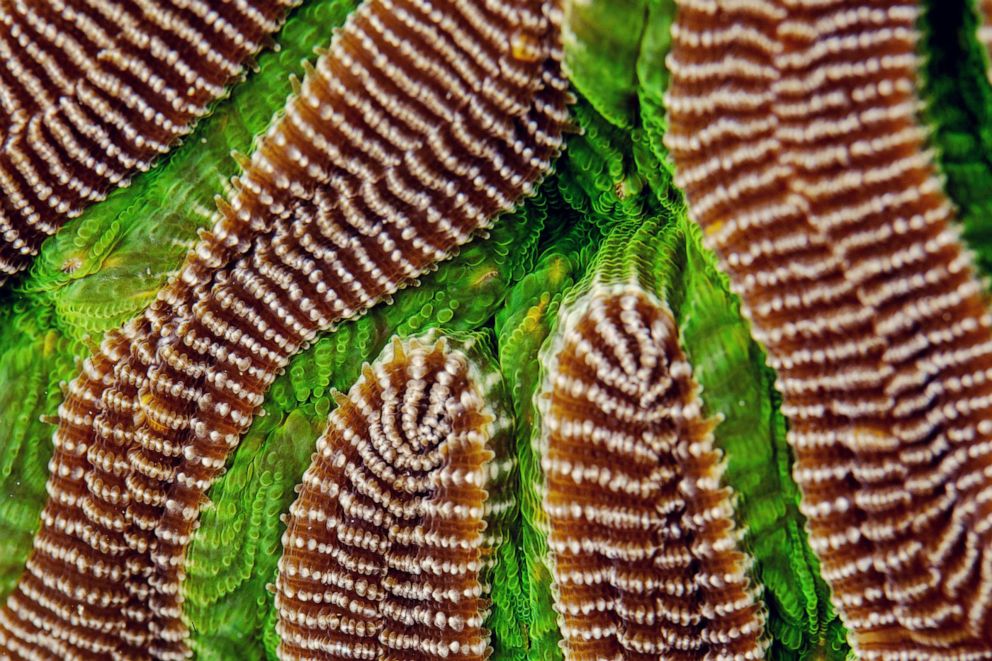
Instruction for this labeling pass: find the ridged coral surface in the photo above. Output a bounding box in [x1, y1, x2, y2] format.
[5, 0, 992, 658]
[275, 332, 513, 660]
[11, 0, 362, 341]
[666, 0, 992, 657]
[0, 0, 568, 657]
[181, 192, 550, 660]
[0, 0, 295, 285]
[539, 283, 766, 659]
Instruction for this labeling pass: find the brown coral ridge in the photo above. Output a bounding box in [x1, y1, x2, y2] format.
[275, 334, 514, 660]
[0, 0, 569, 658]
[0, 0, 296, 284]
[539, 285, 766, 660]
[666, 0, 992, 657]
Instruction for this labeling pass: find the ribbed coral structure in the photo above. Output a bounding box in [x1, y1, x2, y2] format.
[9, 0, 361, 341]
[666, 0, 992, 657]
[0, 0, 569, 657]
[0, 0, 295, 284]
[539, 283, 766, 659]
[181, 193, 549, 659]
[274, 332, 513, 660]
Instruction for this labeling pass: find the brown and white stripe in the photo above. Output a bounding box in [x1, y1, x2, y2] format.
[666, 0, 992, 657]
[0, 0, 295, 285]
[0, 0, 569, 658]
[275, 333, 515, 660]
[539, 284, 766, 660]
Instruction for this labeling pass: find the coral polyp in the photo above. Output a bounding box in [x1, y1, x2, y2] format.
[2, 0, 992, 659]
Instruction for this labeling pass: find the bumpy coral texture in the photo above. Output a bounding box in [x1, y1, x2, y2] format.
[5, 0, 992, 659]
[275, 333, 514, 660]
[181, 189, 550, 661]
[666, 0, 992, 657]
[539, 284, 766, 659]
[0, 1, 568, 657]
[0, 0, 296, 284]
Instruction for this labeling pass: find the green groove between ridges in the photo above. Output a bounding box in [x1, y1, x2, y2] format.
[494, 219, 602, 661]
[920, 0, 992, 274]
[183, 190, 558, 660]
[672, 220, 850, 661]
[0, 0, 361, 611]
[557, 0, 679, 234]
[13, 0, 361, 342]
[0, 307, 81, 599]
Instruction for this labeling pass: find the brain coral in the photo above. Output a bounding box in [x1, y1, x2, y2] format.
[0, 0, 990, 660]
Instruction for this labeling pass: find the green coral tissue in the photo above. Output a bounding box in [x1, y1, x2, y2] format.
[3, 0, 992, 659]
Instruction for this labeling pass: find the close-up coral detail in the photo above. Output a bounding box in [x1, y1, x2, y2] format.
[0, 0, 567, 657]
[1, 0, 992, 659]
[666, 0, 992, 657]
[539, 281, 766, 659]
[0, 0, 295, 284]
[275, 332, 514, 660]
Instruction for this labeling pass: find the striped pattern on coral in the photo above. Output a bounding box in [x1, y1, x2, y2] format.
[275, 332, 514, 660]
[0, 0, 295, 284]
[541, 284, 766, 659]
[0, 0, 568, 657]
[538, 276, 765, 657]
[11, 0, 361, 342]
[182, 192, 550, 660]
[666, 0, 992, 657]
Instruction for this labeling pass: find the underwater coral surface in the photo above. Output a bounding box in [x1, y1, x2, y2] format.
[0, 0, 990, 659]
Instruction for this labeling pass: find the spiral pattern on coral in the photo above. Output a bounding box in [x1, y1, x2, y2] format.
[0, 0, 568, 657]
[539, 284, 766, 660]
[274, 332, 514, 660]
[665, 0, 992, 656]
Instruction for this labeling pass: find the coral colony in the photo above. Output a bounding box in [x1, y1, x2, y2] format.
[0, 0, 990, 659]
